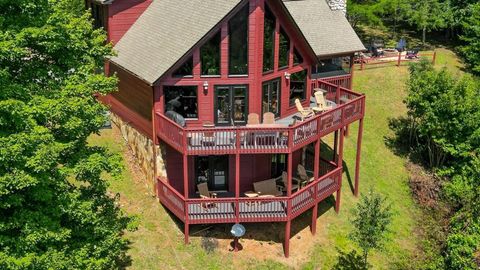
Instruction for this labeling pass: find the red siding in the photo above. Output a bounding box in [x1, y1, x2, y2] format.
[165, 144, 184, 194]
[156, 0, 315, 129]
[108, 0, 152, 45]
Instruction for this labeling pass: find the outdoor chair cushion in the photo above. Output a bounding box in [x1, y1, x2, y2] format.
[253, 179, 283, 197]
[165, 111, 186, 127]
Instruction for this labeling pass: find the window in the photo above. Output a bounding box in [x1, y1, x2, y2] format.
[293, 47, 303, 65]
[318, 57, 350, 74]
[278, 28, 290, 68]
[172, 57, 193, 77]
[201, 31, 221, 76]
[262, 79, 281, 117]
[86, 0, 107, 30]
[196, 156, 228, 191]
[289, 70, 307, 105]
[271, 154, 287, 178]
[164, 86, 198, 119]
[263, 4, 275, 73]
[229, 4, 249, 75]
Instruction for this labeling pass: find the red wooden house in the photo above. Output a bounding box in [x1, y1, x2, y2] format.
[87, 0, 366, 257]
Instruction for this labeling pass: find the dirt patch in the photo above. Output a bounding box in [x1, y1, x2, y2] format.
[407, 162, 442, 209]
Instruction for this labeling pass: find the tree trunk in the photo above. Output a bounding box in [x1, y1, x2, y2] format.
[422, 27, 426, 48]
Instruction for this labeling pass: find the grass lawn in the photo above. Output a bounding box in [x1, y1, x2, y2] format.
[89, 48, 461, 269]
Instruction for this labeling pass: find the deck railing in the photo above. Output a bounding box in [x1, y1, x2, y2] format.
[157, 163, 343, 224]
[155, 81, 365, 156]
[313, 74, 352, 90]
[157, 179, 185, 221]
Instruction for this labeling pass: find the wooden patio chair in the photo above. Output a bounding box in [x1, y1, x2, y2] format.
[279, 171, 302, 193]
[201, 121, 216, 147]
[197, 182, 217, 209]
[297, 164, 315, 187]
[295, 99, 314, 121]
[263, 112, 275, 124]
[247, 113, 260, 125]
[314, 91, 333, 112]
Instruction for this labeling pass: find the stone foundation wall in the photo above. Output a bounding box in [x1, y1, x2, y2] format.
[327, 0, 347, 14]
[110, 113, 167, 195]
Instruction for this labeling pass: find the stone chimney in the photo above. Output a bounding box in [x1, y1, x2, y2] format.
[326, 0, 347, 14]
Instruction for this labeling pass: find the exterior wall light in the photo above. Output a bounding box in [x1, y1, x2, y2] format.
[284, 72, 291, 80]
[203, 81, 209, 93]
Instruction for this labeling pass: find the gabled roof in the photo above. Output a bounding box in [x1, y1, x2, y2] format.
[110, 0, 243, 84]
[283, 0, 365, 57]
[110, 0, 365, 85]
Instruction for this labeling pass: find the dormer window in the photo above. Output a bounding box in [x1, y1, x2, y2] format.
[85, 0, 108, 30]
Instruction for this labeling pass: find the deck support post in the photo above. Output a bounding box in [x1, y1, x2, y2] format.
[354, 117, 364, 197]
[235, 153, 240, 223]
[311, 138, 320, 234]
[183, 153, 189, 243]
[184, 223, 189, 244]
[333, 130, 338, 162]
[284, 220, 291, 258]
[287, 153, 293, 197]
[335, 127, 345, 213]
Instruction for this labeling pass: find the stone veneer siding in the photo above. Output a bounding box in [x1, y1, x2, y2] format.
[111, 113, 167, 195]
[327, 0, 347, 14]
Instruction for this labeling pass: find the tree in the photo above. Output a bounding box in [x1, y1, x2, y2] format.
[349, 190, 393, 268]
[347, 0, 385, 29]
[0, 0, 130, 269]
[406, 0, 445, 46]
[403, 60, 480, 168]
[460, 3, 480, 75]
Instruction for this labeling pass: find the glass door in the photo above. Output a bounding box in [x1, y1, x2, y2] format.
[215, 85, 248, 126]
[262, 79, 281, 117]
[195, 156, 229, 191]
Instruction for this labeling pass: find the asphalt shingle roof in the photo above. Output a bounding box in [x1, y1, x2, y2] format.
[110, 0, 243, 84]
[283, 0, 365, 57]
[110, 0, 365, 85]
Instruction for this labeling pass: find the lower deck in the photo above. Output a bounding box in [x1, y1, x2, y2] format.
[158, 164, 341, 225]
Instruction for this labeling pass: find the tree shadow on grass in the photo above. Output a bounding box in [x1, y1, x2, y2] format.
[384, 116, 426, 166]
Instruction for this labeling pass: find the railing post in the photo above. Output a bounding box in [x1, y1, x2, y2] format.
[336, 85, 341, 104]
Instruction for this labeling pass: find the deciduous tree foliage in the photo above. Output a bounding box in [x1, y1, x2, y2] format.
[349, 190, 393, 268]
[0, 0, 129, 269]
[460, 3, 480, 75]
[396, 61, 480, 269]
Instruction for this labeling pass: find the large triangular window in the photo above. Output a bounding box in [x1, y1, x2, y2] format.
[263, 4, 276, 73]
[278, 27, 290, 69]
[293, 47, 303, 65]
[172, 56, 193, 77]
[201, 31, 221, 76]
[228, 4, 249, 75]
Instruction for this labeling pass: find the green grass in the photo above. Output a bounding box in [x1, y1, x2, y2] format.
[89, 49, 462, 269]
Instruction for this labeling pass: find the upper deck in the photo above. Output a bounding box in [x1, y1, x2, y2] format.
[155, 79, 365, 156]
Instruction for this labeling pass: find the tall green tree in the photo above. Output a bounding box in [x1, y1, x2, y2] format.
[349, 190, 393, 268]
[0, 0, 129, 269]
[460, 3, 480, 75]
[406, 0, 445, 46]
[403, 60, 480, 168]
